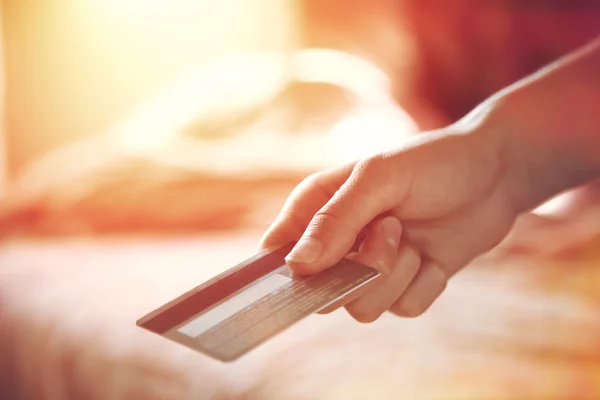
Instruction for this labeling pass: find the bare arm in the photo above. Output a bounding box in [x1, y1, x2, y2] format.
[471, 36, 600, 213]
[260, 36, 600, 321]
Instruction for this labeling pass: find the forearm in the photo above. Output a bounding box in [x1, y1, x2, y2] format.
[475, 36, 600, 213]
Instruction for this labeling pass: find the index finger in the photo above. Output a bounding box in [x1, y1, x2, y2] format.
[259, 162, 356, 251]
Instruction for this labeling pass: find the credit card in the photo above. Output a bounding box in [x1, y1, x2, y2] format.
[136, 243, 381, 362]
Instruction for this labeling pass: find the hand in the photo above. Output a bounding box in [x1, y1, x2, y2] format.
[260, 126, 518, 322]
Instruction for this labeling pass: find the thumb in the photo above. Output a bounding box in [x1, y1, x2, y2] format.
[285, 157, 406, 274]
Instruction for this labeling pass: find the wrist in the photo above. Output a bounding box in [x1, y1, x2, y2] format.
[463, 39, 600, 214]
[484, 92, 600, 215]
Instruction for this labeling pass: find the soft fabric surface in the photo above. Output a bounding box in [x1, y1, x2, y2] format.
[1, 230, 599, 400]
[2, 46, 600, 400]
[0, 50, 416, 239]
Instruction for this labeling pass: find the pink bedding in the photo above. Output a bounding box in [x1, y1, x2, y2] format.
[1, 230, 600, 400]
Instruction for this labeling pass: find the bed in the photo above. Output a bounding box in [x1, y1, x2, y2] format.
[1, 228, 600, 400]
[1, 49, 600, 400]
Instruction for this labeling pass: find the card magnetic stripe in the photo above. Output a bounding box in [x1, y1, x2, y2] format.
[136, 243, 296, 334]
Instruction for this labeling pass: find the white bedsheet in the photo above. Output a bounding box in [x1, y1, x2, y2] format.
[1, 231, 599, 400]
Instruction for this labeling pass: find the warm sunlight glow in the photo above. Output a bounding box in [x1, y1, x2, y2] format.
[87, 0, 213, 17]
[115, 53, 287, 152]
[4, 0, 299, 171]
[533, 192, 574, 216]
[115, 47, 417, 162]
[329, 107, 417, 162]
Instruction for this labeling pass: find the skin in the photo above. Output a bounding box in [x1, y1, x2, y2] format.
[259, 36, 600, 323]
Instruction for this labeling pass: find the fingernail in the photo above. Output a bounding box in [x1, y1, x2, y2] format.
[381, 217, 402, 247]
[285, 237, 323, 264]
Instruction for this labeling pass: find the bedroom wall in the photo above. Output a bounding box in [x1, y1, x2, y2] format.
[2, 0, 300, 177]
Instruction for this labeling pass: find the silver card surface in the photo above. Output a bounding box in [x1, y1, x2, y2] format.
[137, 244, 380, 361]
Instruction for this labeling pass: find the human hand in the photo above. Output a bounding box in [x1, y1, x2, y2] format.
[259, 126, 517, 322]
[260, 37, 600, 322]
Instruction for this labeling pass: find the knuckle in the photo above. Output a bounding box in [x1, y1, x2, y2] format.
[347, 305, 380, 324]
[375, 257, 391, 275]
[302, 208, 344, 242]
[429, 262, 448, 292]
[311, 200, 347, 227]
[404, 244, 421, 264]
[391, 262, 448, 318]
[302, 197, 355, 245]
[356, 155, 387, 177]
[393, 299, 426, 318]
[400, 244, 421, 270]
[295, 172, 325, 194]
[389, 243, 421, 279]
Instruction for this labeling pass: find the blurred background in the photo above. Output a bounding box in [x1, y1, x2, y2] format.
[3, 0, 299, 173]
[2, 0, 599, 237]
[1, 2, 600, 400]
[0, 0, 425, 236]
